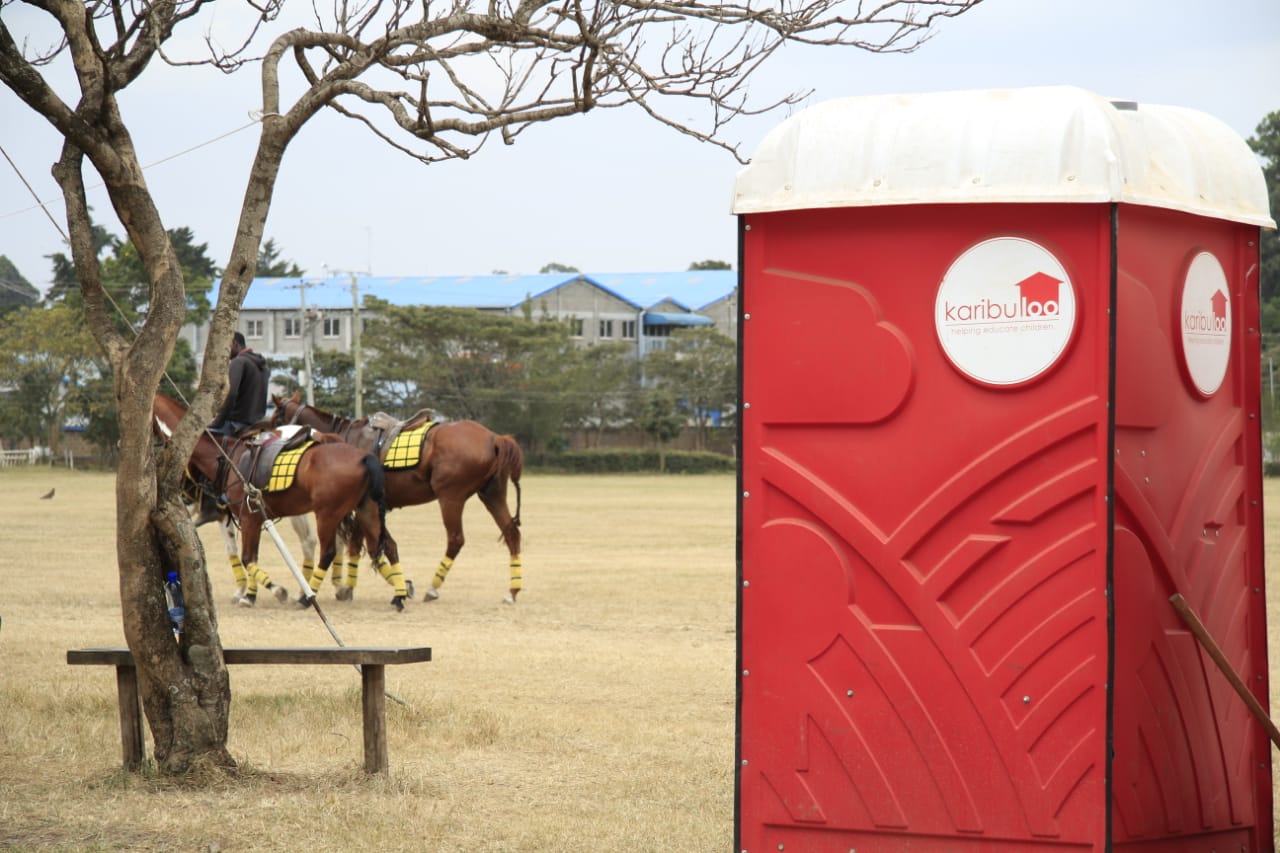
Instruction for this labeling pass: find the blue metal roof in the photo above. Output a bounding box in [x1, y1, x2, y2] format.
[643, 311, 713, 327]
[588, 272, 737, 311]
[219, 271, 737, 314]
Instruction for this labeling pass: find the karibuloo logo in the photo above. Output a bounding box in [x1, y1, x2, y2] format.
[1180, 251, 1231, 396]
[935, 237, 1077, 386]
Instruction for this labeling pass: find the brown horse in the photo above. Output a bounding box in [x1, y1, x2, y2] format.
[271, 392, 524, 603]
[153, 393, 403, 609]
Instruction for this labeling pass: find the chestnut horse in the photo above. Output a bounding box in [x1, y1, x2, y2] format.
[153, 393, 403, 608]
[271, 392, 524, 603]
[185, 476, 376, 605]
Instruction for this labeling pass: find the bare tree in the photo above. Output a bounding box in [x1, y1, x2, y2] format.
[0, 0, 983, 774]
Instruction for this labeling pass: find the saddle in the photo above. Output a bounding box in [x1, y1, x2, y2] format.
[352, 409, 436, 465]
[218, 426, 315, 495]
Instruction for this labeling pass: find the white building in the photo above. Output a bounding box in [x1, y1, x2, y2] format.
[184, 270, 737, 365]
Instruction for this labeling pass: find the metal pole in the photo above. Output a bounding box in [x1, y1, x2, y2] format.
[262, 517, 345, 646]
[259, 499, 407, 706]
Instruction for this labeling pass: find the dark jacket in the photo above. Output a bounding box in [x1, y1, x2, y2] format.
[212, 349, 269, 428]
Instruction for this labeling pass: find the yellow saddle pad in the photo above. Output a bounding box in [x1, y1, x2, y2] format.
[266, 441, 314, 492]
[383, 423, 431, 470]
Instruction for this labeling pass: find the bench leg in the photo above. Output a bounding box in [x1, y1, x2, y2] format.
[115, 664, 145, 771]
[361, 664, 388, 773]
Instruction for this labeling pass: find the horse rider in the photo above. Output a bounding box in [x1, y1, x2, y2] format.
[195, 331, 269, 525]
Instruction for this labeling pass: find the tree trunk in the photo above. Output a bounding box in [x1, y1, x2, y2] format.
[114, 403, 235, 772]
[54, 142, 238, 774]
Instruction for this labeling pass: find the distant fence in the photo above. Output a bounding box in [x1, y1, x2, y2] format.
[0, 448, 46, 467]
[0, 448, 78, 468]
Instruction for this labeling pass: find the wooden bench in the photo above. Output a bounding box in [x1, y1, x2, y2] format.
[67, 646, 431, 774]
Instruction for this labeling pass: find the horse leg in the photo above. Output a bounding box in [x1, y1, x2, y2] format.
[219, 516, 250, 604]
[333, 532, 359, 602]
[373, 530, 411, 608]
[478, 479, 523, 604]
[289, 514, 318, 597]
[424, 499, 466, 601]
[303, 510, 341, 601]
[382, 531, 413, 600]
[337, 524, 360, 600]
[239, 515, 289, 606]
[350, 494, 407, 611]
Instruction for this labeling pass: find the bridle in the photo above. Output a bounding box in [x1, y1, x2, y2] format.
[280, 400, 354, 440]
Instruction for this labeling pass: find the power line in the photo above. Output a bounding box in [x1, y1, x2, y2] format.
[0, 143, 68, 241]
[0, 118, 260, 225]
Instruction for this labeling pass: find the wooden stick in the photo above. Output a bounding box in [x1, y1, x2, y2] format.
[1169, 593, 1280, 750]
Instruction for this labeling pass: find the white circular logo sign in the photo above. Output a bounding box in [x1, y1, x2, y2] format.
[935, 237, 1077, 386]
[1179, 251, 1231, 397]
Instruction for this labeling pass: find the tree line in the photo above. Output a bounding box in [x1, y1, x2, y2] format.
[0, 236, 737, 462]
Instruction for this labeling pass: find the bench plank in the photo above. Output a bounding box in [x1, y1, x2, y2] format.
[67, 646, 431, 666]
[67, 645, 430, 774]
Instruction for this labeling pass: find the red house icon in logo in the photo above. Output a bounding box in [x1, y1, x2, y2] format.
[1016, 271, 1062, 310]
[1211, 290, 1228, 321]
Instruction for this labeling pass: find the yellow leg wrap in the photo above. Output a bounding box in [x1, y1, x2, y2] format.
[250, 563, 275, 591]
[245, 563, 260, 596]
[343, 556, 360, 589]
[302, 559, 316, 586]
[432, 556, 454, 590]
[229, 555, 248, 588]
[509, 556, 523, 591]
[377, 557, 407, 597]
[308, 562, 330, 595]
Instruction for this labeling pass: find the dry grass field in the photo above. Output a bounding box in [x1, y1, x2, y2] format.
[0, 469, 737, 852]
[3, 468, 1280, 851]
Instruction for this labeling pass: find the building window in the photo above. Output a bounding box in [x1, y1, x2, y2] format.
[599, 319, 614, 338]
[323, 317, 341, 338]
[244, 319, 264, 338]
[570, 318, 584, 337]
[621, 320, 636, 339]
[643, 324, 672, 338]
[284, 317, 302, 338]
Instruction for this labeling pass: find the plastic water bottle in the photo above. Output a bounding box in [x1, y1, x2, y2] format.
[164, 571, 186, 639]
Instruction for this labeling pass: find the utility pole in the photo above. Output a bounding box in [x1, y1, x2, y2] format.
[326, 265, 369, 417]
[287, 280, 318, 406]
[350, 271, 363, 417]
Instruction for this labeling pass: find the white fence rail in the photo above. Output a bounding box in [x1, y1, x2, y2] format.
[0, 448, 50, 467]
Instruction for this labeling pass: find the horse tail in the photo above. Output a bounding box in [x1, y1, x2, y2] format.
[491, 435, 523, 528]
[358, 452, 389, 560]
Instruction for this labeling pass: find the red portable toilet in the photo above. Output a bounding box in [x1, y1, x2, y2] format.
[733, 86, 1275, 853]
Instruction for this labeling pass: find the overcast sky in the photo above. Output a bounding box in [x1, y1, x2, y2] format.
[1, 0, 1277, 295]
